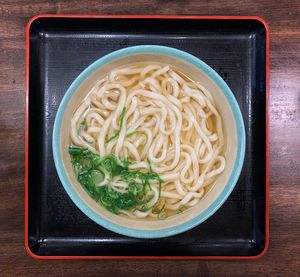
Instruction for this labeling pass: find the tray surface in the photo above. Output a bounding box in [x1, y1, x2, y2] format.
[27, 16, 267, 257]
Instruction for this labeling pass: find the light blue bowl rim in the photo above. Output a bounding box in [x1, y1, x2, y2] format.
[52, 45, 246, 239]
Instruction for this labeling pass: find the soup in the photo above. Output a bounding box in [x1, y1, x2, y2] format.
[68, 62, 226, 219]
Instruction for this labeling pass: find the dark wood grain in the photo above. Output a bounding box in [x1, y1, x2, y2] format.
[0, 0, 299, 276]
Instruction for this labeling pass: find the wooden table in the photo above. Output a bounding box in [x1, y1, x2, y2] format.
[1, 1, 299, 276]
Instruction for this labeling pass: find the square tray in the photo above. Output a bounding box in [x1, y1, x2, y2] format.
[25, 15, 269, 259]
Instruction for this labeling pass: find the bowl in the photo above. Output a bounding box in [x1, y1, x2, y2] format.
[52, 45, 245, 238]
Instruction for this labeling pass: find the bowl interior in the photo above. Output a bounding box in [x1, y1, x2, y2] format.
[54, 48, 242, 237]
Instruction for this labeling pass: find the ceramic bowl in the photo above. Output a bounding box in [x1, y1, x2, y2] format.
[53, 45, 245, 238]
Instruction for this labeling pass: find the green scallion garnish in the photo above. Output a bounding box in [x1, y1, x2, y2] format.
[68, 146, 164, 215]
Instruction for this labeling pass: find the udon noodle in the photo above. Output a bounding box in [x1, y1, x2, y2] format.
[69, 62, 226, 219]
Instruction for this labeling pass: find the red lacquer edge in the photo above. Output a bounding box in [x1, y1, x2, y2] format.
[25, 14, 269, 260]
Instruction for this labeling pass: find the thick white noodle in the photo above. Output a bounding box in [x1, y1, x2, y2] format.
[70, 62, 226, 218]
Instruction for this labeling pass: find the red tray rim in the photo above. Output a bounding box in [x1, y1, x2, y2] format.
[25, 14, 269, 260]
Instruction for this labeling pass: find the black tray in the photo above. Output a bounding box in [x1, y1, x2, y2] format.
[26, 15, 268, 258]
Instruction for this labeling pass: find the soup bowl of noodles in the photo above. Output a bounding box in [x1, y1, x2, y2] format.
[53, 45, 245, 238]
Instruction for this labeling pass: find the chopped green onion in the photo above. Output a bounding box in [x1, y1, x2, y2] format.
[77, 119, 86, 135]
[153, 204, 165, 215]
[91, 170, 104, 186]
[68, 146, 164, 216]
[126, 131, 137, 137]
[147, 158, 153, 172]
[158, 209, 168, 220]
[153, 204, 168, 219]
[106, 107, 126, 143]
[176, 206, 187, 214]
[68, 146, 82, 155]
[106, 132, 120, 143]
